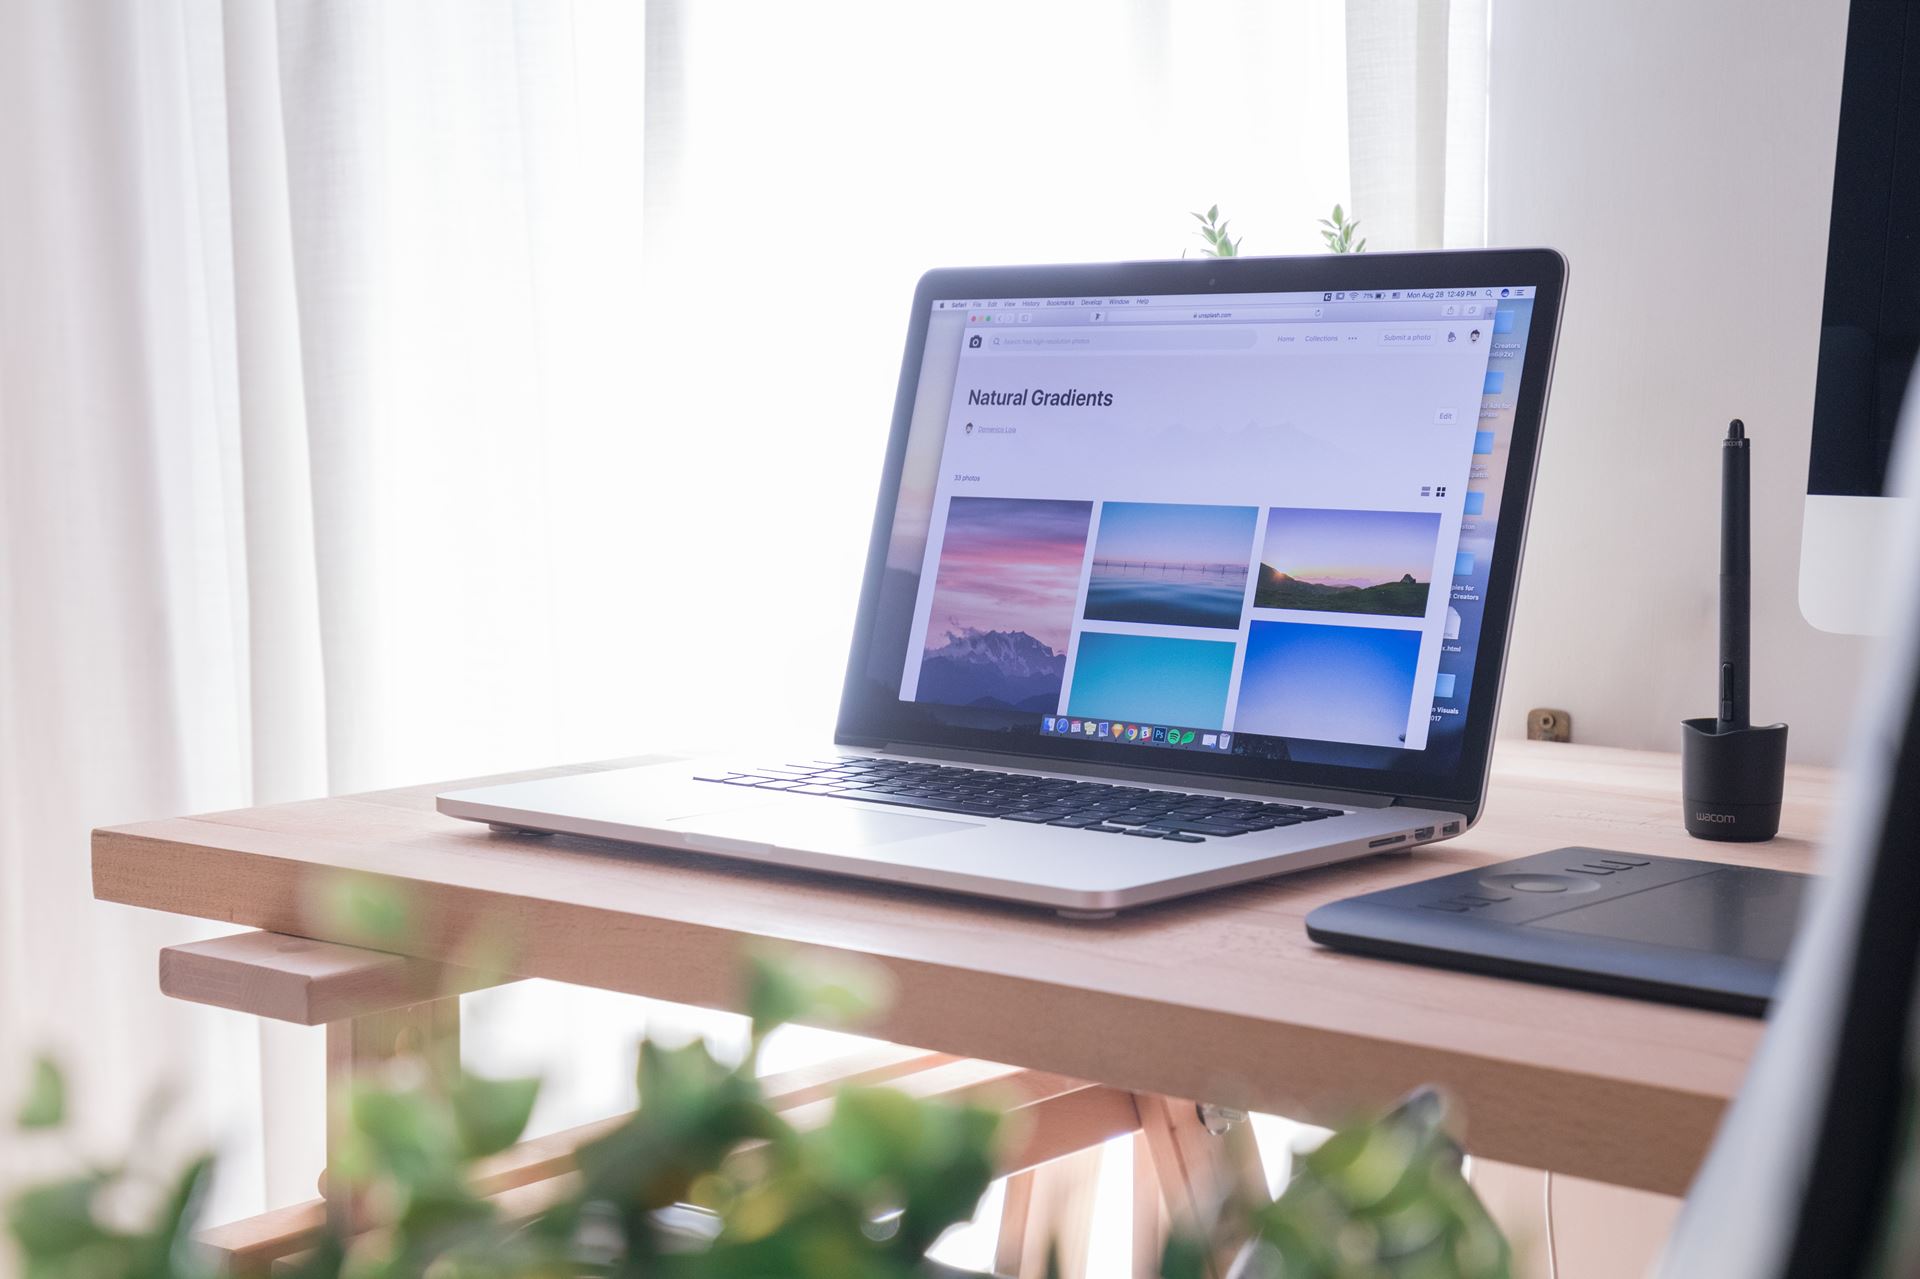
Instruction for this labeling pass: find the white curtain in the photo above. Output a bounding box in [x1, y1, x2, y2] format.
[1344, 0, 1489, 250]
[0, 0, 1485, 1255]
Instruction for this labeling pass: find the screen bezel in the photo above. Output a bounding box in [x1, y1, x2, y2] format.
[834, 249, 1567, 819]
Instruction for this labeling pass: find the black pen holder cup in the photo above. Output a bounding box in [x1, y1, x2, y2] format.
[1680, 718, 1789, 841]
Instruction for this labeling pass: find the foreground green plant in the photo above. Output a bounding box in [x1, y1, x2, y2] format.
[10, 955, 1506, 1278]
[9, 954, 999, 1279]
[8, 1057, 216, 1279]
[1224, 1089, 1508, 1278]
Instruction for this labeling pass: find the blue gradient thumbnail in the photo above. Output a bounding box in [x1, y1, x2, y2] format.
[1235, 621, 1421, 748]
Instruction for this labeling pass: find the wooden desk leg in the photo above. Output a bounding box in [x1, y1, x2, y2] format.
[1131, 1132, 1170, 1279]
[323, 997, 461, 1233]
[994, 1146, 1105, 1279]
[1134, 1095, 1266, 1279]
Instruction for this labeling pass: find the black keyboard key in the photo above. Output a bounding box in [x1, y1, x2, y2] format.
[1168, 821, 1254, 836]
[1083, 825, 1128, 834]
[1047, 816, 1106, 828]
[1163, 833, 1206, 843]
[1002, 812, 1055, 823]
[1122, 828, 1167, 838]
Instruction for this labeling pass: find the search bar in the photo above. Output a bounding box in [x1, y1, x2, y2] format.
[981, 328, 1258, 352]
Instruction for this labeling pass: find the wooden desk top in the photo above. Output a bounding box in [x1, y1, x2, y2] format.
[92, 740, 1834, 1195]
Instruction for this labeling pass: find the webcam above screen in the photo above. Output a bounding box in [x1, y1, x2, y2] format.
[1802, 0, 1918, 636]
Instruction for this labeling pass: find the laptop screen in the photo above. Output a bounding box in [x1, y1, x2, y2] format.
[841, 259, 1560, 807]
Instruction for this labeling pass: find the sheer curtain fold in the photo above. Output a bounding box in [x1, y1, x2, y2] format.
[0, 0, 1486, 1247]
[1344, 0, 1489, 250]
[0, 0, 267, 1227]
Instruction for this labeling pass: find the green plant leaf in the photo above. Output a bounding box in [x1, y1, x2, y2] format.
[1158, 1231, 1208, 1279]
[143, 1153, 217, 1278]
[349, 1086, 462, 1192]
[7, 1174, 107, 1259]
[17, 1055, 64, 1129]
[451, 1071, 541, 1158]
[745, 948, 883, 1041]
[1207, 204, 1219, 222]
[1331, 203, 1344, 223]
[314, 872, 414, 947]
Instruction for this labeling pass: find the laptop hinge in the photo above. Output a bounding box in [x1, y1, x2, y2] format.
[874, 741, 1396, 808]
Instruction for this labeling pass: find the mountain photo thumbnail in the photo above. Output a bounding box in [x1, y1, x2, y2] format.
[1254, 565, 1431, 616]
[1255, 507, 1442, 619]
[915, 496, 1093, 712]
[916, 628, 1067, 712]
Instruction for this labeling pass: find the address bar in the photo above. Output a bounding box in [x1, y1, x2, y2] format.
[1105, 303, 1325, 323]
[981, 328, 1258, 352]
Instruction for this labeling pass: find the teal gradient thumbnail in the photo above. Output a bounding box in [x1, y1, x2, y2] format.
[1067, 631, 1236, 728]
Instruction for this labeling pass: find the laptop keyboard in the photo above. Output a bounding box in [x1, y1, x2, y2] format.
[692, 757, 1349, 843]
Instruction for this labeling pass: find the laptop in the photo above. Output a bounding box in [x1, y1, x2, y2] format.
[440, 250, 1567, 917]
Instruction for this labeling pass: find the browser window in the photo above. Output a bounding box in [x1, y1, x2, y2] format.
[865, 285, 1538, 767]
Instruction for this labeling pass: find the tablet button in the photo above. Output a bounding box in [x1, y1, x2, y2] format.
[1480, 871, 1601, 895]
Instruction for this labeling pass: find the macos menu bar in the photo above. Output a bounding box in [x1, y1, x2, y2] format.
[940, 287, 1532, 327]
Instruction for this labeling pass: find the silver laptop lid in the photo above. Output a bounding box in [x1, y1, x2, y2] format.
[835, 251, 1567, 821]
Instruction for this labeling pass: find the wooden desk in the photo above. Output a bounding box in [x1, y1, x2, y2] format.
[92, 740, 1832, 1197]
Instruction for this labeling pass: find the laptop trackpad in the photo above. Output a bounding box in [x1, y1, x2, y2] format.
[665, 803, 975, 851]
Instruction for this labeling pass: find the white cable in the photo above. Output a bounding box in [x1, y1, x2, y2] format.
[1543, 1170, 1558, 1279]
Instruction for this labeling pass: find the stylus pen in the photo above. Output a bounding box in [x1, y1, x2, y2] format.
[1718, 419, 1751, 732]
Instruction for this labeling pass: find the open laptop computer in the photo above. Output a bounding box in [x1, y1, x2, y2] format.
[440, 250, 1567, 917]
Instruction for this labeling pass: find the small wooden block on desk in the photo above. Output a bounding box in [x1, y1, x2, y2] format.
[160, 930, 512, 1025]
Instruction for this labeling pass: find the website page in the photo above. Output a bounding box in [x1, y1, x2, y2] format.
[861, 285, 1538, 772]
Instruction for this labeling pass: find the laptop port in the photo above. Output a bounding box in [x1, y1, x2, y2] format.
[1443, 821, 1461, 835]
[1369, 834, 1407, 849]
[1414, 826, 1435, 841]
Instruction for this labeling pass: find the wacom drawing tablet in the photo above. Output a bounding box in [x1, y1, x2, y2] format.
[1305, 847, 1811, 1016]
